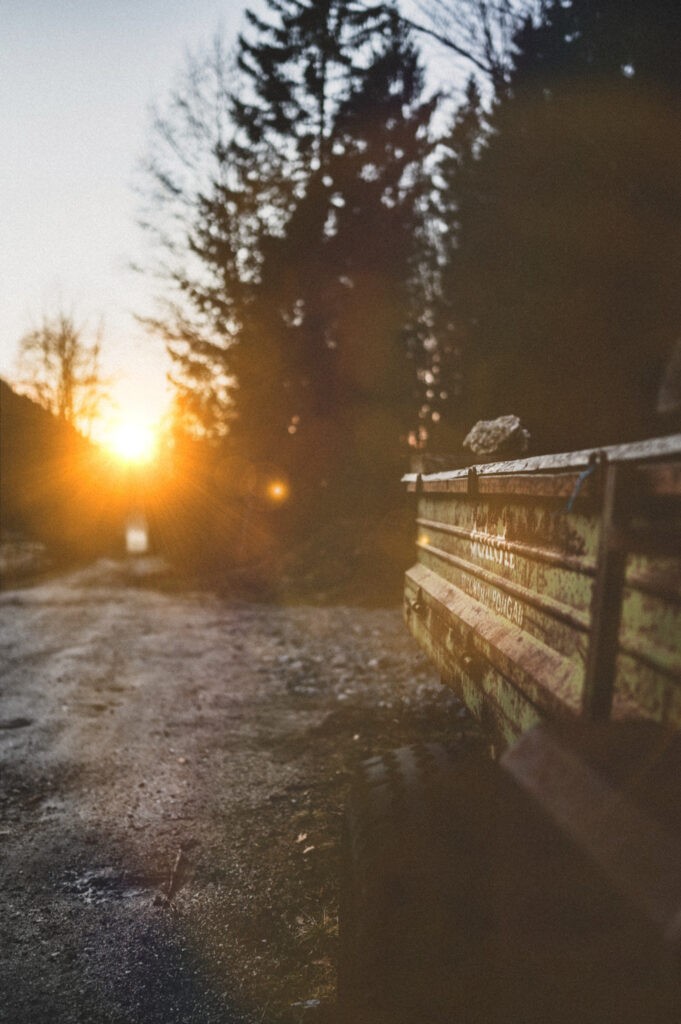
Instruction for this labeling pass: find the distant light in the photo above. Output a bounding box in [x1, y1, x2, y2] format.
[267, 480, 289, 503]
[126, 514, 149, 554]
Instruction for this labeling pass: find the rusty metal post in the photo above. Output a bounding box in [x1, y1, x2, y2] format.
[582, 461, 634, 720]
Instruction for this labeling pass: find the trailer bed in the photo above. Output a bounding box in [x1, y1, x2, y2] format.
[403, 434, 681, 747]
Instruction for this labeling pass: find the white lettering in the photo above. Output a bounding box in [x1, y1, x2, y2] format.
[469, 579, 524, 628]
[470, 527, 516, 570]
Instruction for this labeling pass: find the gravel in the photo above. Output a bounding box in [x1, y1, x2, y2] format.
[0, 558, 480, 1024]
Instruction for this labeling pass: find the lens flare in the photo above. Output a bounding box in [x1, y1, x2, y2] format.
[267, 480, 289, 503]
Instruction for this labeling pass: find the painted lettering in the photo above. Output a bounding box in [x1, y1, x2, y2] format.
[470, 578, 524, 628]
[470, 527, 516, 570]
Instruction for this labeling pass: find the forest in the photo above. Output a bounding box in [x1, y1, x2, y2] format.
[139, 0, 681, 497]
[5, 0, 681, 592]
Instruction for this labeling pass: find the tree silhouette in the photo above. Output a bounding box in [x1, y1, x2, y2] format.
[136, 35, 237, 441]
[139, 2, 436, 518]
[221, 5, 435, 507]
[426, 74, 485, 451]
[402, 0, 542, 90]
[14, 311, 109, 435]
[434, 0, 681, 451]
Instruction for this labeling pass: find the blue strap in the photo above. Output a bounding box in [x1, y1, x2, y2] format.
[566, 463, 597, 513]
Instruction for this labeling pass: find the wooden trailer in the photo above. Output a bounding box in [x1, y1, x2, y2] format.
[339, 435, 681, 1024]
[403, 434, 681, 744]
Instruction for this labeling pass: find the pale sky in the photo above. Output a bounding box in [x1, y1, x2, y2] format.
[0, 0, 447, 427]
[1, 0, 252, 423]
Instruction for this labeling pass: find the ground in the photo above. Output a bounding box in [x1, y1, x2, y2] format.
[0, 557, 479, 1024]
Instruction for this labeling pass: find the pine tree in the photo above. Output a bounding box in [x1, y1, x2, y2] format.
[221, 0, 399, 489]
[140, 2, 437, 522]
[198, 2, 435, 508]
[428, 75, 485, 451]
[438, 0, 681, 451]
[327, 22, 436, 484]
[232, 0, 390, 176]
[137, 37, 243, 441]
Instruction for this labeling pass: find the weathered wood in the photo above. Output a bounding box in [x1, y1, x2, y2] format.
[405, 434, 681, 740]
[403, 432, 681, 486]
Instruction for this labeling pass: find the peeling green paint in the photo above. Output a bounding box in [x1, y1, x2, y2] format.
[405, 440, 681, 746]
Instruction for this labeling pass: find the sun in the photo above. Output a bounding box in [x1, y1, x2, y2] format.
[104, 416, 157, 465]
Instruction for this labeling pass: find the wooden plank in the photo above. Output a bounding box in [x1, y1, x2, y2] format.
[416, 516, 597, 575]
[403, 433, 681, 488]
[416, 539, 591, 635]
[638, 461, 681, 498]
[404, 563, 583, 721]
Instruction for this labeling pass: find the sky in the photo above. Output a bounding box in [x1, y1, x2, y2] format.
[1, 0, 253, 425]
[1, 0, 447, 430]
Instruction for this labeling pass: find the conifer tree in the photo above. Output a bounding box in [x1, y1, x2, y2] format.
[140, 2, 437, 519]
[427, 75, 485, 451]
[326, 21, 436, 480]
[436, 0, 681, 451]
[232, 0, 390, 177]
[192, 2, 435, 507]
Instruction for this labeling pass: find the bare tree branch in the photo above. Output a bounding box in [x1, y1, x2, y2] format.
[387, 1, 542, 89]
[13, 311, 110, 434]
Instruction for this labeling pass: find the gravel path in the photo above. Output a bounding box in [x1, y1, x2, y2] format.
[0, 558, 478, 1024]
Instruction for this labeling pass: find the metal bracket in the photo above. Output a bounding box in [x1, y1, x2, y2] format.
[565, 449, 606, 512]
[582, 459, 637, 720]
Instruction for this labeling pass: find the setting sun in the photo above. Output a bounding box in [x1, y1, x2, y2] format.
[104, 416, 157, 465]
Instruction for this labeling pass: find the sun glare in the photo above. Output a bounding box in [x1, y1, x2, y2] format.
[105, 416, 157, 465]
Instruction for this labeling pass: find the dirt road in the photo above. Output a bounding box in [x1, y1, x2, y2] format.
[0, 559, 474, 1024]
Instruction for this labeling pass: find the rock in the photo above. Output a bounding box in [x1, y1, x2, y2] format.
[463, 414, 530, 458]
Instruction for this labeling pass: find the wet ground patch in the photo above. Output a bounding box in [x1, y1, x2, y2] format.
[63, 866, 155, 904]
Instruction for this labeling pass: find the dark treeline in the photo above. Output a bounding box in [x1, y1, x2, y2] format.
[135, 0, 680, 586]
[0, 378, 212, 581]
[0, 379, 125, 564]
[431, 0, 681, 454]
